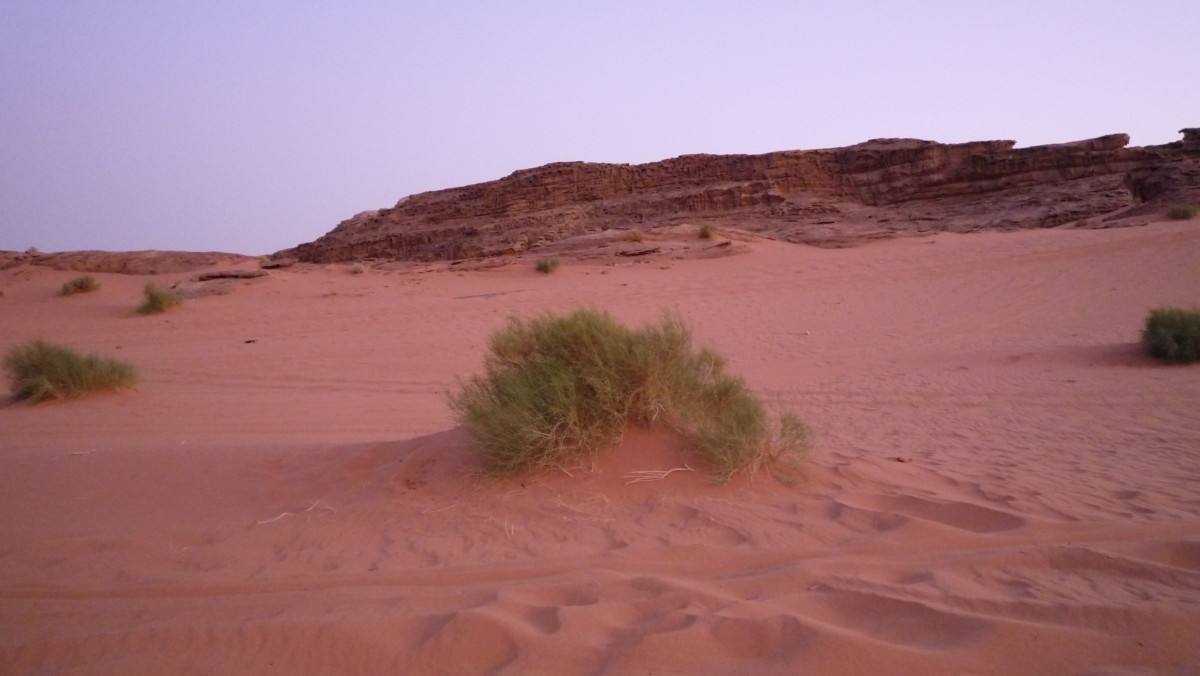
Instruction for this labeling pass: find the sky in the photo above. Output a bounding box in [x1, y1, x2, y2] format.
[2, 1, 1198, 255]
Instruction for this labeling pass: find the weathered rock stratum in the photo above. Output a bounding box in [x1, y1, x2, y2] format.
[279, 129, 1200, 263]
[0, 250, 256, 274]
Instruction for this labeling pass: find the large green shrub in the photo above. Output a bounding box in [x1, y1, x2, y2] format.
[450, 309, 808, 481]
[4, 339, 138, 402]
[1143, 307, 1200, 364]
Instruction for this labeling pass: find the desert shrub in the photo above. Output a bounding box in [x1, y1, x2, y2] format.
[450, 309, 807, 481]
[1143, 307, 1200, 364]
[698, 224, 717, 239]
[4, 339, 137, 402]
[60, 275, 100, 296]
[349, 262, 365, 274]
[535, 257, 560, 274]
[137, 283, 182, 315]
[1167, 204, 1198, 220]
[625, 229, 646, 242]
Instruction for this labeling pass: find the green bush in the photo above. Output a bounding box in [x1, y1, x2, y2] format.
[4, 339, 137, 402]
[60, 275, 100, 296]
[137, 283, 182, 315]
[535, 257, 560, 274]
[450, 309, 807, 481]
[1143, 307, 1200, 364]
[698, 224, 717, 239]
[1167, 204, 1198, 220]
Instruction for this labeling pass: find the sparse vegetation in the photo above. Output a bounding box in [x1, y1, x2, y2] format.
[625, 229, 646, 242]
[1143, 307, 1200, 364]
[4, 339, 137, 402]
[137, 283, 182, 315]
[698, 224, 717, 239]
[60, 275, 100, 296]
[1167, 204, 1198, 220]
[349, 262, 365, 274]
[535, 257, 560, 274]
[450, 309, 808, 482]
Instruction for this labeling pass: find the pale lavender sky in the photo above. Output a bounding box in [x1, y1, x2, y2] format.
[2, 1, 1197, 255]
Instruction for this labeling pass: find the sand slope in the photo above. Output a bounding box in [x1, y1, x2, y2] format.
[2, 223, 1199, 675]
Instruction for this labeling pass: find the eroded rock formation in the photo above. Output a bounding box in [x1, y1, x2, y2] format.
[1, 250, 256, 274]
[281, 129, 1200, 262]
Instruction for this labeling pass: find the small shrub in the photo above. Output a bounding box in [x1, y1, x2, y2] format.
[138, 283, 182, 315]
[60, 275, 100, 296]
[535, 257, 560, 274]
[625, 229, 646, 242]
[1167, 204, 1198, 220]
[349, 262, 365, 274]
[4, 339, 137, 402]
[1143, 307, 1200, 364]
[450, 309, 807, 481]
[698, 224, 717, 239]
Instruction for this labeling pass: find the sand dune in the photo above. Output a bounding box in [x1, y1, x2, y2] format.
[2, 223, 1199, 674]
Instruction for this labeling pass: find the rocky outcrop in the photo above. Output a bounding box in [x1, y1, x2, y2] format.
[1181, 128, 1200, 151]
[279, 129, 1200, 263]
[2, 250, 256, 274]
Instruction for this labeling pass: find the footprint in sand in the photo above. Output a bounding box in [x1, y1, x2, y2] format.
[1133, 540, 1200, 572]
[825, 500, 911, 533]
[836, 493, 1026, 533]
[708, 613, 817, 660]
[501, 583, 602, 608]
[412, 610, 520, 673]
[812, 590, 993, 649]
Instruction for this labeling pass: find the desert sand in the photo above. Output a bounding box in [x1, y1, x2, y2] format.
[2, 222, 1199, 675]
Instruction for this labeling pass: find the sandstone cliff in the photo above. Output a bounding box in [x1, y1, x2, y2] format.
[279, 129, 1200, 263]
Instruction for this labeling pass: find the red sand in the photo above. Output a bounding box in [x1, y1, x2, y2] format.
[2, 222, 1199, 674]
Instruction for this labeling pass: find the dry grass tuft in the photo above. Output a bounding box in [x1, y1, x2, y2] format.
[1143, 307, 1200, 364]
[137, 283, 182, 315]
[1167, 204, 1198, 220]
[4, 339, 137, 402]
[60, 275, 100, 296]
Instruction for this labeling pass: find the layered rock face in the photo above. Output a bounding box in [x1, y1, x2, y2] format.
[280, 130, 1200, 263]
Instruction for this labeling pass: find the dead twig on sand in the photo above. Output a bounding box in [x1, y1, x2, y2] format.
[625, 466, 693, 484]
[254, 501, 335, 525]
